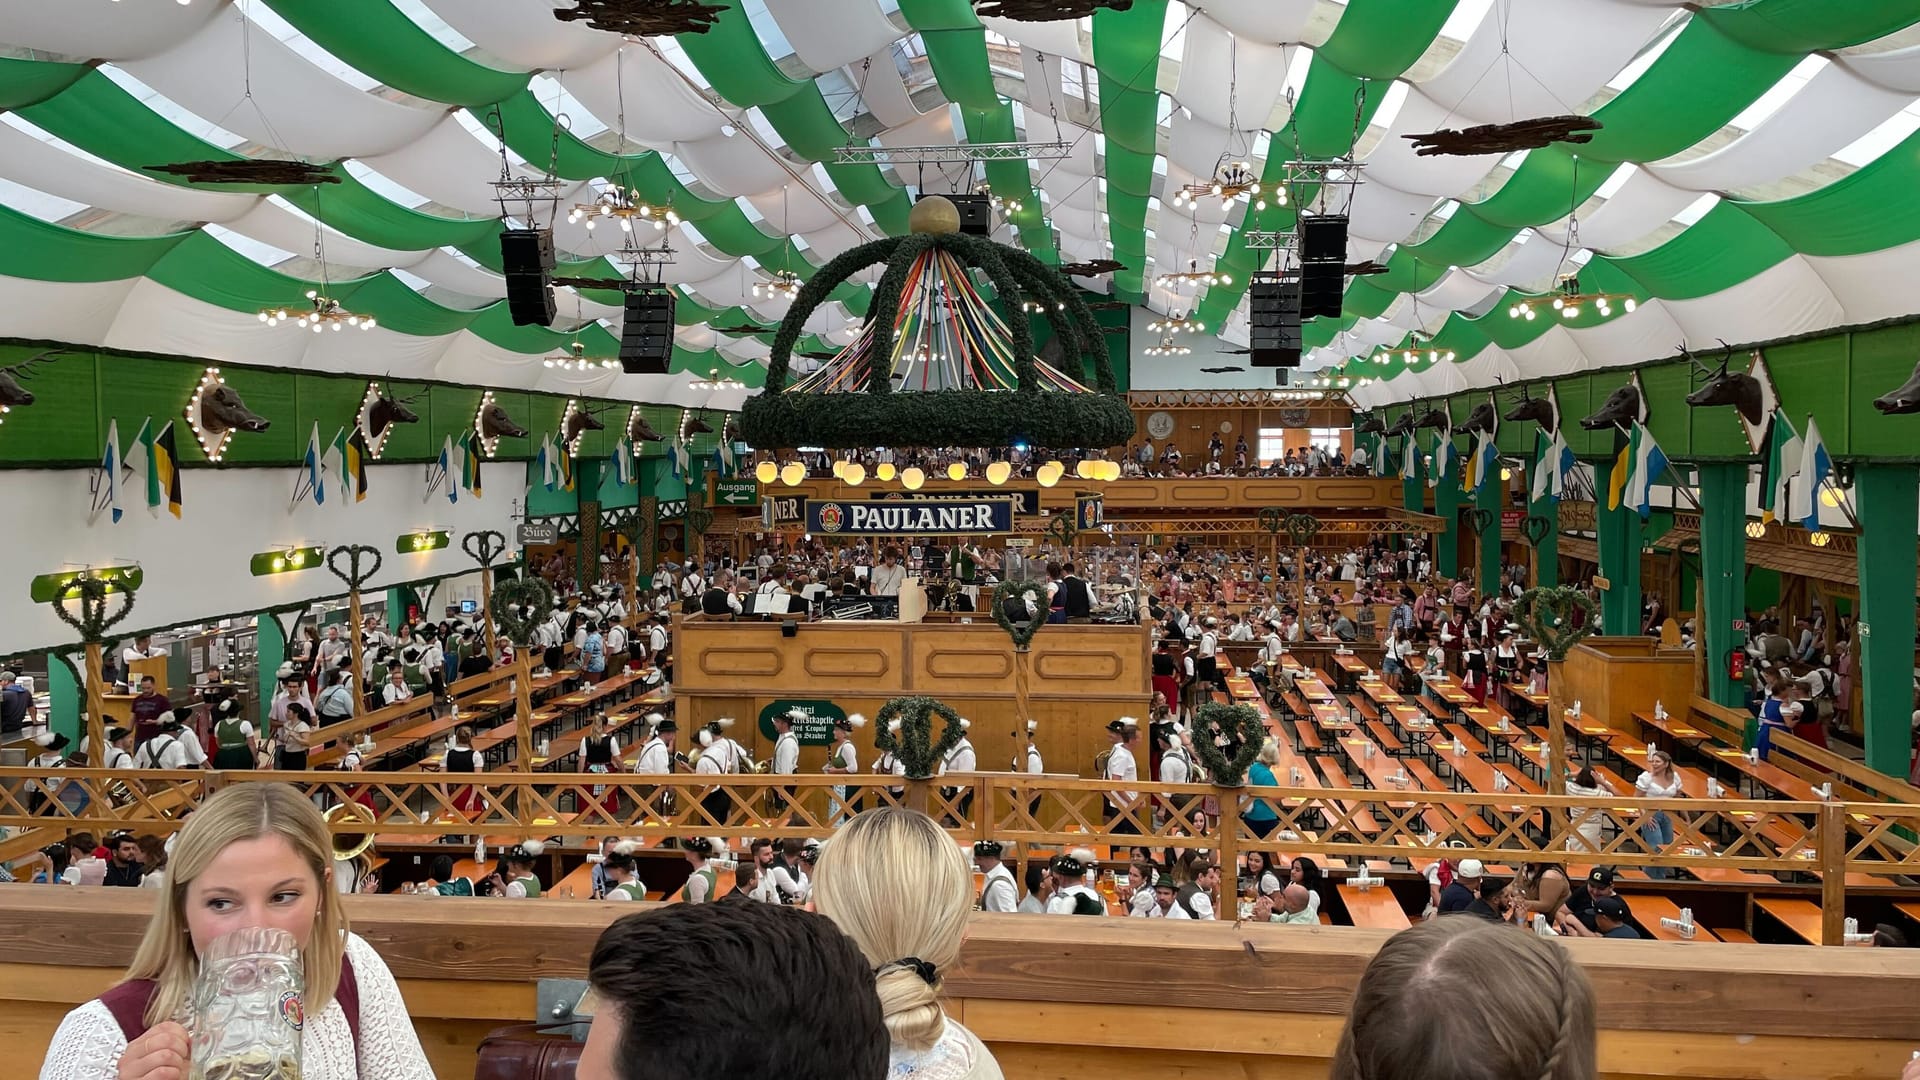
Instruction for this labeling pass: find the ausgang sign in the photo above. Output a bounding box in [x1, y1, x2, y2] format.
[806, 497, 1015, 535]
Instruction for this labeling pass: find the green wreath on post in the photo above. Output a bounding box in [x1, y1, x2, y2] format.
[493, 577, 556, 647]
[873, 695, 968, 780]
[739, 209, 1136, 450]
[1188, 702, 1266, 787]
[1512, 586, 1596, 661]
[990, 578, 1051, 650]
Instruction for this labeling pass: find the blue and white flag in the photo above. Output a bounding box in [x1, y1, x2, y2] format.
[610, 436, 634, 486]
[298, 421, 327, 507]
[90, 419, 122, 524]
[1530, 429, 1576, 503]
[1787, 414, 1832, 530]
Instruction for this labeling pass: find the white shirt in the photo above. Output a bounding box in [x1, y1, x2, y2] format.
[1106, 742, 1138, 802]
[772, 731, 800, 775]
[1184, 888, 1217, 920]
[830, 741, 857, 774]
[140, 732, 207, 769]
[979, 864, 1019, 912]
[40, 933, 433, 1080]
[1262, 633, 1284, 665]
[1025, 744, 1044, 775]
[1045, 883, 1104, 915]
[633, 736, 671, 775]
[1159, 746, 1190, 785]
[940, 737, 976, 776]
[382, 682, 413, 706]
[870, 562, 906, 596]
[769, 861, 810, 904]
[648, 625, 669, 657]
[1135, 900, 1192, 919]
[120, 645, 163, 666]
[1635, 770, 1683, 799]
[681, 572, 704, 597]
[605, 625, 628, 654]
[1199, 631, 1218, 658]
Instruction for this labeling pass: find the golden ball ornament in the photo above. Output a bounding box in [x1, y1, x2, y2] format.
[909, 196, 962, 236]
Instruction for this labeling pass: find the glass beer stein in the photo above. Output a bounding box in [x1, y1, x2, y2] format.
[188, 926, 306, 1080]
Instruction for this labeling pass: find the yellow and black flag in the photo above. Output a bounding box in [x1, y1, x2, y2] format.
[153, 421, 183, 518]
[346, 427, 371, 502]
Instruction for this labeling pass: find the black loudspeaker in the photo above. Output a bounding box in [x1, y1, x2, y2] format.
[1248, 272, 1302, 367]
[620, 289, 676, 374]
[1299, 214, 1349, 263]
[1274, 369, 1290, 387]
[501, 228, 557, 327]
[939, 193, 993, 236]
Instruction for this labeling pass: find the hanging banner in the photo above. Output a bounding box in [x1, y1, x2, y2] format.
[808, 497, 1015, 535]
[869, 488, 1039, 514]
[1075, 494, 1104, 531]
[758, 699, 845, 746]
[762, 494, 805, 528]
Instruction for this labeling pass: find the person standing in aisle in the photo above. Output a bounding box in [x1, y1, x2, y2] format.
[770, 708, 801, 821]
[974, 840, 1019, 913]
[823, 713, 864, 822]
[1103, 717, 1141, 834]
[937, 719, 977, 824]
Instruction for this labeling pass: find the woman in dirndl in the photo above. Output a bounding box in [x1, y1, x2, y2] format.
[580, 713, 624, 815]
[442, 725, 485, 816]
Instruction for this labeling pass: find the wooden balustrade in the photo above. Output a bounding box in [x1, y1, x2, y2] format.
[1, 889, 1916, 1080]
[3, 768, 1915, 941]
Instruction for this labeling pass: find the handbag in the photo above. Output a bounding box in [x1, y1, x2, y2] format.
[474, 1022, 584, 1080]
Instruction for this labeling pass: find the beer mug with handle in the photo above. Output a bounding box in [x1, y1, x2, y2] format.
[188, 926, 305, 1080]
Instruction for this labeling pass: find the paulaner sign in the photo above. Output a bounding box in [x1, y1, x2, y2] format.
[806, 497, 1015, 535]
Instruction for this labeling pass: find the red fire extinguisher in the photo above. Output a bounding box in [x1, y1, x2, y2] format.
[1726, 649, 1746, 682]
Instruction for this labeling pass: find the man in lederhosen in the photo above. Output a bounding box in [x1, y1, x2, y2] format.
[1043, 850, 1107, 915]
[769, 708, 801, 822]
[936, 718, 976, 825]
[974, 840, 1018, 913]
[632, 714, 677, 816]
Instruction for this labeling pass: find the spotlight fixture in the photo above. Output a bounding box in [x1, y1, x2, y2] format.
[975, 182, 1023, 215]
[1744, 520, 1766, 539]
[397, 530, 451, 554]
[543, 340, 619, 372]
[1157, 258, 1233, 289]
[567, 187, 680, 233]
[688, 367, 746, 392]
[1508, 274, 1638, 322]
[1170, 160, 1277, 213]
[259, 289, 374, 333]
[753, 269, 803, 301]
[250, 545, 323, 577]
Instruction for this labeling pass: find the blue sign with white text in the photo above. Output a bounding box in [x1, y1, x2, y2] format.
[807, 497, 1015, 535]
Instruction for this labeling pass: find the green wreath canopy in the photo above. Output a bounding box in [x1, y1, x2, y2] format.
[873, 694, 967, 780]
[493, 577, 557, 647]
[1189, 702, 1266, 787]
[739, 199, 1135, 450]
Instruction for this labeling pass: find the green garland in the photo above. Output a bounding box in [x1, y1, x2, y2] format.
[50, 575, 135, 643]
[1188, 702, 1266, 787]
[990, 579, 1050, 650]
[872, 694, 967, 780]
[740, 229, 1136, 450]
[1512, 586, 1596, 660]
[493, 577, 556, 647]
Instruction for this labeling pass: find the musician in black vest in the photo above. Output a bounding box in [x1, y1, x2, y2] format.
[1057, 561, 1093, 622]
[701, 571, 742, 618]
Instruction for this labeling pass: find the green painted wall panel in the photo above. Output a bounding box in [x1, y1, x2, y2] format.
[296, 375, 376, 452]
[0, 345, 97, 464]
[428, 384, 483, 446]
[97, 357, 217, 465]
[1847, 321, 1920, 458]
[372, 380, 435, 461]
[1638, 364, 1695, 459]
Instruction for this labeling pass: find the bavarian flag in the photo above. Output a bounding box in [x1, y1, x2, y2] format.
[1758, 409, 1801, 524]
[460, 430, 484, 499]
[345, 427, 371, 502]
[153, 420, 183, 518]
[557, 439, 575, 491]
[1461, 430, 1497, 495]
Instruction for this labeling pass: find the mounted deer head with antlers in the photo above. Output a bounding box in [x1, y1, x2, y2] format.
[1353, 412, 1385, 436]
[683, 413, 715, 435]
[1681, 341, 1763, 426]
[1501, 379, 1559, 435]
[564, 404, 609, 445]
[1413, 405, 1450, 431]
[1460, 393, 1499, 436]
[1386, 411, 1417, 437]
[364, 384, 424, 440]
[0, 349, 61, 409]
[1581, 381, 1643, 431]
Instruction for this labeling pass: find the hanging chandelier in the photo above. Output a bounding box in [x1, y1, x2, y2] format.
[688, 367, 746, 391]
[568, 187, 680, 233]
[1158, 258, 1233, 289]
[260, 290, 374, 332]
[754, 269, 802, 301]
[1171, 160, 1279, 213]
[1147, 313, 1204, 335]
[1020, 297, 1066, 313]
[1144, 330, 1190, 357]
[1509, 274, 1638, 322]
[543, 341, 618, 372]
[1372, 335, 1456, 365]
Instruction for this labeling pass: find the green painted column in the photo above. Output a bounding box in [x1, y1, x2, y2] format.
[47, 652, 80, 746]
[1698, 463, 1748, 708]
[1597, 497, 1643, 637]
[255, 615, 286, 726]
[1527, 465, 1558, 589]
[1433, 478, 1460, 581]
[1854, 464, 1918, 779]
[1476, 473, 1503, 596]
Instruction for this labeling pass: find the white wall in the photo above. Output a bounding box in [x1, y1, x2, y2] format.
[1, 462, 522, 654]
[1126, 304, 1309, 391]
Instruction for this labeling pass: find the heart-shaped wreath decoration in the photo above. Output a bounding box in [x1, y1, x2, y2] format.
[1512, 585, 1596, 661]
[1521, 514, 1554, 547]
[1045, 512, 1079, 547]
[1465, 508, 1496, 537]
[462, 529, 508, 567]
[1283, 512, 1322, 547]
[51, 575, 136, 642]
[1256, 506, 1287, 536]
[493, 577, 557, 647]
[991, 578, 1050, 650]
[873, 694, 967, 780]
[325, 544, 384, 591]
[1188, 702, 1266, 787]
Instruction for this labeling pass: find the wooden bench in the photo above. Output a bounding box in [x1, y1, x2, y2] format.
[1440, 724, 1488, 757]
[1309, 760, 1380, 837]
[1712, 926, 1757, 943]
[1289, 718, 1324, 755]
[1349, 694, 1383, 724]
[1363, 720, 1405, 756]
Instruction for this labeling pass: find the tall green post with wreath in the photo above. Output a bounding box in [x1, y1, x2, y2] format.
[1513, 586, 1598, 822]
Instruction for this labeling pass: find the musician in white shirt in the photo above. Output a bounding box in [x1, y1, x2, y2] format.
[936, 719, 976, 821]
[869, 547, 906, 597]
[769, 709, 801, 821]
[974, 840, 1019, 912]
[823, 713, 864, 822]
[1103, 717, 1141, 833]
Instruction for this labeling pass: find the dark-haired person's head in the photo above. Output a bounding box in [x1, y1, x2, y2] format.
[1480, 876, 1509, 902]
[1332, 918, 1596, 1080]
[579, 903, 888, 1080]
[430, 854, 454, 882]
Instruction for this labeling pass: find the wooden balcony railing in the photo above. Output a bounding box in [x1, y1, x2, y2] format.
[3, 769, 1913, 943]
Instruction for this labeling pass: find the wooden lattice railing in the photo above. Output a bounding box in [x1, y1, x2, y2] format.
[4, 769, 1913, 941]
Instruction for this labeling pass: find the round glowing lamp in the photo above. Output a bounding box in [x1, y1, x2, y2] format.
[843, 463, 866, 486]
[986, 461, 1012, 485]
[947, 462, 967, 482]
[901, 466, 926, 491]
[755, 460, 778, 484]
[876, 462, 897, 482]
[780, 461, 806, 487]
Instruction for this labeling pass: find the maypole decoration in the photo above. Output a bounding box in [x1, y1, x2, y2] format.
[1512, 585, 1598, 844]
[324, 543, 383, 739]
[45, 568, 140, 763]
[460, 530, 508, 661]
[740, 196, 1134, 450]
[493, 576, 558, 769]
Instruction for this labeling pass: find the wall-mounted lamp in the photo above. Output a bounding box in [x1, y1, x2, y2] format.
[250, 545, 324, 577]
[29, 565, 144, 603]
[397, 530, 451, 554]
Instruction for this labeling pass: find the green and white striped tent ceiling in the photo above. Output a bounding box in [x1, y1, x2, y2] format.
[4, 1, 1920, 414]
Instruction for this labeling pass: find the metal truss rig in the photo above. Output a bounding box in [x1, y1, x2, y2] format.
[831, 141, 1074, 165]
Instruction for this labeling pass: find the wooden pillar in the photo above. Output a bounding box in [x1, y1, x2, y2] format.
[478, 567, 498, 663]
[347, 589, 366, 716]
[1853, 464, 1918, 779]
[1597, 493, 1643, 637]
[513, 649, 535, 767]
[1698, 463, 1747, 709]
[83, 643, 107, 768]
[1433, 472, 1460, 581]
[1214, 787, 1240, 912]
[1819, 802, 1847, 946]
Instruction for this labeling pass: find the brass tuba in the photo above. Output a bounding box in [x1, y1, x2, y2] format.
[325, 800, 378, 863]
